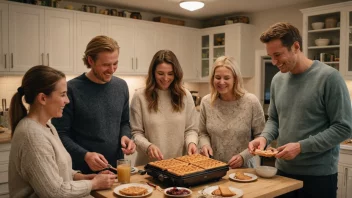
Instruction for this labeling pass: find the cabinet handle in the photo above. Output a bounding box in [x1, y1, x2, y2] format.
[4, 54, 6, 69]
[344, 168, 348, 187]
[11, 53, 13, 68]
[47, 53, 50, 66]
[132, 58, 134, 70]
[41, 53, 44, 65]
[136, 58, 138, 70]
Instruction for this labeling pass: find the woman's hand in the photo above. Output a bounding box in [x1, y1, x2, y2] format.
[187, 143, 198, 155]
[91, 174, 116, 190]
[200, 145, 213, 157]
[228, 154, 244, 169]
[147, 144, 164, 160]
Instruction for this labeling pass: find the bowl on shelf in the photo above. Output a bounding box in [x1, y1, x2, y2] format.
[311, 22, 324, 30]
[255, 166, 277, 178]
[315, 38, 330, 46]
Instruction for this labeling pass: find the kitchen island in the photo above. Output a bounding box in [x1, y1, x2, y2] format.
[91, 166, 303, 198]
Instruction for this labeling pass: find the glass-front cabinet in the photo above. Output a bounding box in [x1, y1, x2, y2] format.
[301, 2, 352, 79]
[201, 32, 225, 78]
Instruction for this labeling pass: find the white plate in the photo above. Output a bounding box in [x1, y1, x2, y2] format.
[113, 183, 153, 198]
[131, 167, 139, 174]
[164, 187, 192, 197]
[229, 172, 258, 182]
[201, 186, 243, 198]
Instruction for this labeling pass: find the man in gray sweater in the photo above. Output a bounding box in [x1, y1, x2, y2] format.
[52, 35, 136, 174]
[249, 22, 352, 198]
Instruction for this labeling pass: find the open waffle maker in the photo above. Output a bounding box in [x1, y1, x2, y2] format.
[144, 154, 229, 187]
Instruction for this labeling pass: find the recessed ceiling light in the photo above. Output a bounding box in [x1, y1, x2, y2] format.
[179, 1, 204, 11]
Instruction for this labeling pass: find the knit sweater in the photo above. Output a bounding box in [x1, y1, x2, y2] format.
[51, 74, 131, 173]
[261, 60, 352, 175]
[198, 93, 265, 166]
[9, 118, 92, 198]
[130, 88, 199, 166]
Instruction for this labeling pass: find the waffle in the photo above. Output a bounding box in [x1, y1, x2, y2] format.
[254, 147, 278, 157]
[235, 172, 252, 180]
[192, 158, 227, 169]
[149, 158, 188, 170]
[119, 186, 147, 196]
[167, 164, 204, 176]
[175, 154, 209, 163]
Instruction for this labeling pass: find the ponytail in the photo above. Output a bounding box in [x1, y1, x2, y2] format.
[9, 91, 27, 137]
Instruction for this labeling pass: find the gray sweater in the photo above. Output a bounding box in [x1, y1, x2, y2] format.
[262, 60, 352, 175]
[52, 74, 131, 173]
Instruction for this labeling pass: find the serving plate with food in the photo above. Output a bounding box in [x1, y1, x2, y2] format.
[164, 187, 192, 197]
[201, 185, 243, 198]
[229, 172, 258, 182]
[113, 183, 153, 197]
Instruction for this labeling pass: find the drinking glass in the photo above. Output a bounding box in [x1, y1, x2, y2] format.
[117, 159, 131, 183]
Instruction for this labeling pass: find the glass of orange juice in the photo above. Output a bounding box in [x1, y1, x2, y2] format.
[117, 159, 131, 183]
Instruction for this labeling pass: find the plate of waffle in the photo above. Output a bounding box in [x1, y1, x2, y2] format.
[113, 183, 153, 197]
[201, 185, 243, 198]
[229, 172, 258, 182]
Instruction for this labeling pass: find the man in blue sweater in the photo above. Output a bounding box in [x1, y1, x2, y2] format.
[249, 22, 352, 198]
[52, 35, 136, 174]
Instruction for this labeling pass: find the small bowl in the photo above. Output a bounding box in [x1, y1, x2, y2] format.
[311, 22, 324, 30]
[255, 166, 277, 178]
[315, 38, 330, 46]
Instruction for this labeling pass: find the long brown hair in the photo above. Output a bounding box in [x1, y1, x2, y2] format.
[9, 65, 65, 136]
[210, 56, 246, 105]
[145, 50, 186, 112]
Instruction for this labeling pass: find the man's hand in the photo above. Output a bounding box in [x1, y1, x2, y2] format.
[248, 137, 267, 154]
[187, 143, 198, 155]
[84, 152, 108, 171]
[200, 145, 213, 158]
[121, 136, 136, 155]
[147, 144, 164, 160]
[228, 154, 244, 169]
[276, 142, 301, 160]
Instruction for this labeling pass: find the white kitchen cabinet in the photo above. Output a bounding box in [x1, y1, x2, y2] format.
[75, 12, 107, 74]
[44, 9, 75, 73]
[199, 23, 255, 80]
[0, 143, 10, 197]
[301, 2, 352, 80]
[178, 28, 198, 80]
[0, 3, 8, 72]
[107, 17, 156, 75]
[9, 4, 44, 72]
[338, 147, 352, 198]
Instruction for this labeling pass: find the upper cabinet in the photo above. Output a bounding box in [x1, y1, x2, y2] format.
[0, 3, 8, 72]
[301, 1, 352, 79]
[199, 23, 255, 80]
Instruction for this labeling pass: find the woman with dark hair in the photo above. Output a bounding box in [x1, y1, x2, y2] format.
[8, 65, 115, 198]
[130, 50, 199, 165]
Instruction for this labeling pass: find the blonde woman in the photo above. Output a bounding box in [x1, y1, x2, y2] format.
[199, 56, 265, 168]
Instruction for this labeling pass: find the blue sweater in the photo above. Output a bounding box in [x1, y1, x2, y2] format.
[52, 74, 131, 174]
[261, 61, 352, 176]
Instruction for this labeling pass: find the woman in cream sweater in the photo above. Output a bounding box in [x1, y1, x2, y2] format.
[130, 50, 199, 166]
[8, 65, 115, 198]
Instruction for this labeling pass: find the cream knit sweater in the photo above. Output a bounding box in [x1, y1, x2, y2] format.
[8, 118, 92, 198]
[131, 88, 199, 166]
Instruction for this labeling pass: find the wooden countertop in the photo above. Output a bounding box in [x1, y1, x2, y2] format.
[91, 166, 303, 198]
[0, 129, 11, 143]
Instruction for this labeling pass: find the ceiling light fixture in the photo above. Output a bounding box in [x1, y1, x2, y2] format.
[179, 1, 204, 11]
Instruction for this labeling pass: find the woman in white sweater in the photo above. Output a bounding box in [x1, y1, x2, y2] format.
[131, 50, 199, 166]
[199, 56, 265, 168]
[8, 65, 115, 198]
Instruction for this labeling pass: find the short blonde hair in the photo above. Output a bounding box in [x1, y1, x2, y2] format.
[82, 35, 120, 68]
[209, 56, 246, 105]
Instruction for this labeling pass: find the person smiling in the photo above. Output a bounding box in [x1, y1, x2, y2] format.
[248, 22, 352, 198]
[198, 56, 265, 168]
[8, 65, 116, 197]
[52, 35, 136, 174]
[130, 50, 198, 165]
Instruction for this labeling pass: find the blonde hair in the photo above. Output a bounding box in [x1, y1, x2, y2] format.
[82, 35, 120, 68]
[209, 56, 246, 105]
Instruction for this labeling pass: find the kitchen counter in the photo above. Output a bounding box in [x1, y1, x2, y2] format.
[0, 129, 11, 143]
[91, 166, 303, 198]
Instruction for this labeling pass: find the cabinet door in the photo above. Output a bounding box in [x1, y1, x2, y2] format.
[179, 29, 197, 80]
[9, 4, 44, 72]
[346, 167, 352, 198]
[108, 18, 134, 74]
[156, 25, 180, 56]
[346, 10, 352, 76]
[45, 9, 74, 72]
[337, 165, 346, 198]
[134, 22, 157, 74]
[75, 13, 106, 73]
[0, 3, 8, 72]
